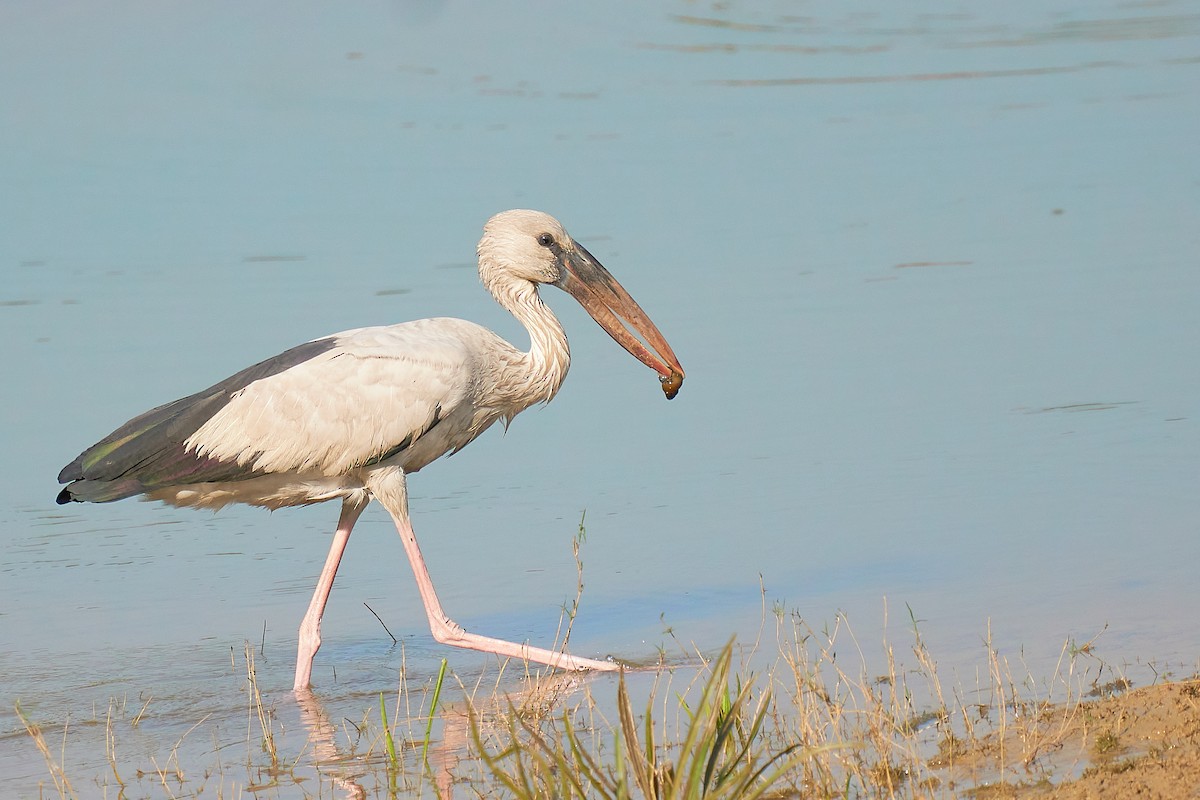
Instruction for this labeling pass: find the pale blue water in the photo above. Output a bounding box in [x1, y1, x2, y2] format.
[2, 2, 1198, 795]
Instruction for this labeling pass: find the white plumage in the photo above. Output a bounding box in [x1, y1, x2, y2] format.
[185, 322, 490, 489]
[58, 209, 685, 691]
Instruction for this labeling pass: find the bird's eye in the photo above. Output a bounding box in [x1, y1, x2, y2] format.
[537, 233, 555, 247]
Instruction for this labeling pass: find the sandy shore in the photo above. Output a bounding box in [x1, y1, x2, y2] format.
[942, 679, 1200, 798]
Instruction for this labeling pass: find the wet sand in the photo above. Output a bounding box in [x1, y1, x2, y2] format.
[943, 679, 1200, 797]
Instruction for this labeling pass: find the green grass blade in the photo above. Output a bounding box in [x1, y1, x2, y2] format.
[421, 658, 448, 765]
[380, 692, 398, 768]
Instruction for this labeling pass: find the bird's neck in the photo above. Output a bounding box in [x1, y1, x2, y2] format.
[483, 270, 571, 409]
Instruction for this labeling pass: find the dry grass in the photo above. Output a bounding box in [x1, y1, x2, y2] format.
[12, 605, 1137, 799]
[450, 601, 1132, 799]
[14, 700, 78, 799]
[468, 640, 811, 799]
[14, 509, 1146, 800]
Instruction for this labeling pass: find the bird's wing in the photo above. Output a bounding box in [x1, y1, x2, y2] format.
[189, 321, 482, 476]
[58, 320, 491, 502]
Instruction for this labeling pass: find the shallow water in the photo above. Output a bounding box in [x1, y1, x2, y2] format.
[2, 1, 1198, 795]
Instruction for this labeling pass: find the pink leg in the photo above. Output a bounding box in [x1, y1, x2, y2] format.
[394, 510, 618, 671]
[368, 468, 618, 672]
[393, 510, 619, 671]
[294, 497, 368, 692]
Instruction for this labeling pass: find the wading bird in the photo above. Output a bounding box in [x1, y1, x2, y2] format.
[57, 210, 685, 691]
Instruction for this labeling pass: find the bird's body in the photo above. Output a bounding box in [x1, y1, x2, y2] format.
[57, 210, 684, 691]
[67, 317, 556, 512]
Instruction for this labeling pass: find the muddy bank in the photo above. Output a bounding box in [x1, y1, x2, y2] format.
[943, 679, 1200, 798]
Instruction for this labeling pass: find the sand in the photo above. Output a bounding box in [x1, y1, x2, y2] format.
[941, 679, 1200, 798]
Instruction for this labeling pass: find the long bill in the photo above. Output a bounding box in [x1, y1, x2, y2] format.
[554, 241, 686, 399]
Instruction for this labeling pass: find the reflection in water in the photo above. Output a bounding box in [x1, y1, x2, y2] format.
[293, 669, 592, 799]
[294, 690, 465, 799]
[296, 691, 369, 799]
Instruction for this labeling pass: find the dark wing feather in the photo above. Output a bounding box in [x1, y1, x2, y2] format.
[57, 337, 338, 504]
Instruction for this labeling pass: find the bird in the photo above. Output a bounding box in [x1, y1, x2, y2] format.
[56, 209, 685, 692]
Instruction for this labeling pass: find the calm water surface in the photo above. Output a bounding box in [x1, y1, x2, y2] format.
[2, 1, 1197, 795]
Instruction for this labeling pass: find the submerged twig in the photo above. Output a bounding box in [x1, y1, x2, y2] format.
[365, 601, 399, 645]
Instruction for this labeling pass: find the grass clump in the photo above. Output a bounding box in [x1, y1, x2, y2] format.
[1091, 730, 1121, 757]
[13, 612, 1144, 800]
[473, 640, 808, 799]
[14, 518, 1148, 800]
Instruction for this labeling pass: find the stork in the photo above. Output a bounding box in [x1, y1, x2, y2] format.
[56, 210, 685, 691]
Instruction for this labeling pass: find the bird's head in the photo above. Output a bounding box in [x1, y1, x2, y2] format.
[479, 210, 685, 399]
[480, 209, 573, 284]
